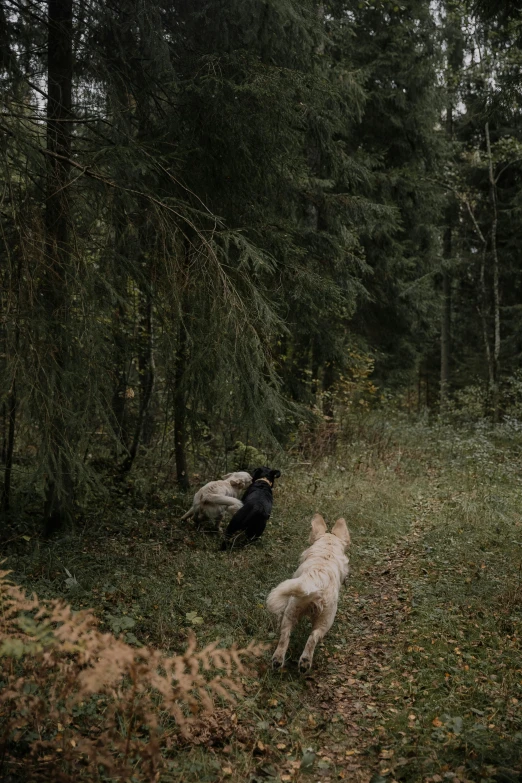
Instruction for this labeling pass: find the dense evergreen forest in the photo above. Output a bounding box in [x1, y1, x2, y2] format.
[2, 0, 522, 527]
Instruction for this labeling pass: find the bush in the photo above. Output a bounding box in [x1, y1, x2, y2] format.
[0, 568, 264, 782]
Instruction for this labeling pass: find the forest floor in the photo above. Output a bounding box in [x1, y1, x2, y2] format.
[4, 416, 522, 782]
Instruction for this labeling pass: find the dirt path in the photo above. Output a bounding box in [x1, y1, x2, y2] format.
[299, 535, 418, 782]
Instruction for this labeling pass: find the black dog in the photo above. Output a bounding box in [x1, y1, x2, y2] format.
[220, 467, 281, 549]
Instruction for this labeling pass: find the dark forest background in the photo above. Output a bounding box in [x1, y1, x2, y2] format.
[2, 0, 522, 530]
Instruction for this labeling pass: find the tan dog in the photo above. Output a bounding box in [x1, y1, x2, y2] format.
[180, 471, 252, 526]
[267, 514, 350, 672]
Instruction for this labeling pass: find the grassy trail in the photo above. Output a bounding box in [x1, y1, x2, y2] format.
[4, 420, 522, 782]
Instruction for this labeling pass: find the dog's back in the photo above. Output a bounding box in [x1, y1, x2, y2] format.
[267, 515, 350, 671]
[181, 472, 251, 522]
[221, 467, 281, 547]
[267, 531, 350, 618]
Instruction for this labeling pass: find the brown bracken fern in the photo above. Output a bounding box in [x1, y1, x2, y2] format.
[0, 568, 264, 781]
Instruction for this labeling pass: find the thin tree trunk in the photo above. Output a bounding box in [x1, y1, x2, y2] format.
[440, 229, 451, 414]
[322, 361, 336, 420]
[440, 49, 454, 415]
[174, 319, 190, 491]
[1, 379, 16, 514]
[111, 302, 131, 451]
[120, 291, 155, 472]
[311, 340, 321, 401]
[463, 196, 494, 403]
[439, 4, 463, 415]
[479, 245, 494, 390]
[485, 122, 501, 423]
[43, 0, 74, 534]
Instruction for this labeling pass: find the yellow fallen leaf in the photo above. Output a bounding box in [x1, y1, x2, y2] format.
[222, 767, 233, 775]
[268, 698, 278, 706]
[276, 742, 287, 749]
[432, 717, 443, 727]
[345, 750, 356, 756]
[257, 740, 265, 751]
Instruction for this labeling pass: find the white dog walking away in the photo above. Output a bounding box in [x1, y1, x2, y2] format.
[267, 513, 350, 671]
[180, 471, 252, 525]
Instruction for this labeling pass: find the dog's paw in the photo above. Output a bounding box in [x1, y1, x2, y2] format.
[271, 655, 285, 670]
[298, 656, 312, 673]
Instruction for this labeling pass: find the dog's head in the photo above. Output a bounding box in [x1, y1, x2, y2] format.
[251, 466, 281, 487]
[309, 513, 351, 548]
[222, 471, 253, 490]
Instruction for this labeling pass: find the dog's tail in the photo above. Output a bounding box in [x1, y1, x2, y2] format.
[180, 507, 194, 522]
[266, 577, 321, 616]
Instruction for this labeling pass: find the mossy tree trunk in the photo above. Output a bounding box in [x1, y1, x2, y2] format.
[42, 0, 74, 534]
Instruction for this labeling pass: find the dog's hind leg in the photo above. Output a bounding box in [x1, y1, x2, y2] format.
[204, 495, 243, 518]
[272, 602, 299, 670]
[222, 506, 254, 540]
[298, 607, 336, 673]
[246, 517, 267, 543]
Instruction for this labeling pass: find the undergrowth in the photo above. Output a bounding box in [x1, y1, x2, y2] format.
[2, 413, 522, 781]
[0, 570, 263, 782]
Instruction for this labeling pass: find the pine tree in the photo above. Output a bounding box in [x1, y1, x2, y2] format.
[348, 0, 444, 391]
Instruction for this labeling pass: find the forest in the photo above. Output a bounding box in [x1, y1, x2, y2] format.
[2, 1, 522, 782]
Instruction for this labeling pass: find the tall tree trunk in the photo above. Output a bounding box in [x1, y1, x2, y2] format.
[440, 91, 453, 414]
[174, 319, 190, 491]
[42, 0, 74, 534]
[485, 122, 501, 423]
[440, 1, 462, 415]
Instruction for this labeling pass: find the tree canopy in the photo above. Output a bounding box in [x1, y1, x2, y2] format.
[1, 0, 522, 522]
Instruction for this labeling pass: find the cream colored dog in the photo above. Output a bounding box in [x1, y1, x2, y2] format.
[267, 514, 350, 672]
[180, 471, 252, 525]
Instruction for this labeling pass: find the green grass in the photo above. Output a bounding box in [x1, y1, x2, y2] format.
[3, 415, 522, 782]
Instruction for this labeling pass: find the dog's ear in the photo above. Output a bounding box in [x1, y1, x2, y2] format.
[230, 477, 246, 488]
[331, 518, 351, 546]
[309, 513, 327, 543]
[269, 469, 281, 482]
[222, 473, 234, 480]
[251, 468, 263, 481]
